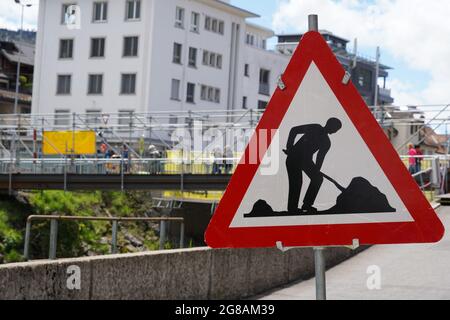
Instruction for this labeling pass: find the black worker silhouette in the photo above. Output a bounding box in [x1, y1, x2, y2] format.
[284, 118, 342, 214]
[244, 118, 396, 218]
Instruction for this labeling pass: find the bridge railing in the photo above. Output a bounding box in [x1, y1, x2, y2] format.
[24, 215, 185, 261]
[400, 155, 450, 201]
[0, 157, 241, 175]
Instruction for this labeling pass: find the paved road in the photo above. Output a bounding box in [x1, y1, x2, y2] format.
[258, 206, 450, 300]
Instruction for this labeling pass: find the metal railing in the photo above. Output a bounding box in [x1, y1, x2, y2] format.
[400, 155, 449, 200]
[0, 157, 240, 175]
[24, 215, 185, 261]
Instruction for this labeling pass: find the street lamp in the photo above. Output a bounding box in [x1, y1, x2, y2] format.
[11, 0, 32, 171]
[13, 0, 33, 115]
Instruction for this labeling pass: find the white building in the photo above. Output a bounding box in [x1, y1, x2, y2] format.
[32, 0, 290, 125]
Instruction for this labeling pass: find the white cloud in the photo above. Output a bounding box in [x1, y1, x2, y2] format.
[0, 1, 39, 31]
[273, 0, 450, 106]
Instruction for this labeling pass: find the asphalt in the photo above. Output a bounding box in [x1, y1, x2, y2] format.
[257, 206, 450, 300]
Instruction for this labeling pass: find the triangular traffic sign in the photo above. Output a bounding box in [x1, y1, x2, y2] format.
[205, 31, 444, 248]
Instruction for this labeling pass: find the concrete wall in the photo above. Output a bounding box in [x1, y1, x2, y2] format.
[0, 246, 364, 300]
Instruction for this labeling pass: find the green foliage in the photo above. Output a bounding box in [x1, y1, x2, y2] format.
[0, 190, 167, 264]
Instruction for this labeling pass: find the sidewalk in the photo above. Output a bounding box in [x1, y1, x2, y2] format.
[258, 206, 450, 300]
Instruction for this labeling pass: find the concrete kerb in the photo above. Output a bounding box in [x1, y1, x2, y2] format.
[0, 246, 367, 300]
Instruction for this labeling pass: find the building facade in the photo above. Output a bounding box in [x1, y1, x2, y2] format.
[0, 40, 34, 114]
[32, 0, 290, 124]
[276, 31, 394, 107]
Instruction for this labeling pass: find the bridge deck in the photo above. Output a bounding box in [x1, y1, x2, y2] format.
[0, 174, 232, 191]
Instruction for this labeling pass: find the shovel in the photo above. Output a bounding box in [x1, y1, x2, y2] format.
[321, 172, 346, 192]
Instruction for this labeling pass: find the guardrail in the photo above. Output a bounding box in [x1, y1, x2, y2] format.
[24, 215, 185, 261]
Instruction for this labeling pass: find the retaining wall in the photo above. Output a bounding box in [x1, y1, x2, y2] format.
[0, 246, 364, 300]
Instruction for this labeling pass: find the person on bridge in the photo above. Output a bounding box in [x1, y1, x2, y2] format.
[415, 144, 423, 173]
[283, 118, 342, 214]
[408, 144, 417, 174]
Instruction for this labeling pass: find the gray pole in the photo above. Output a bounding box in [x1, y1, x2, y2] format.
[314, 247, 327, 300]
[308, 14, 327, 301]
[11, 4, 25, 170]
[111, 220, 118, 254]
[374, 46, 380, 118]
[23, 219, 31, 260]
[308, 14, 319, 32]
[159, 220, 166, 250]
[179, 221, 185, 248]
[49, 218, 58, 260]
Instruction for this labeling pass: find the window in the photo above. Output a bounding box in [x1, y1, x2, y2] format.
[61, 3, 77, 24]
[211, 19, 218, 33]
[123, 36, 139, 57]
[262, 39, 267, 50]
[121, 74, 136, 94]
[258, 100, 268, 110]
[57, 75, 71, 95]
[88, 74, 103, 95]
[209, 53, 216, 67]
[86, 109, 101, 125]
[244, 64, 249, 77]
[118, 110, 134, 127]
[191, 12, 200, 32]
[175, 7, 184, 28]
[259, 69, 270, 95]
[357, 68, 372, 91]
[216, 55, 222, 69]
[202, 50, 222, 69]
[205, 16, 211, 30]
[214, 88, 220, 103]
[90, 38, 105, 58]
[246, 33, 255, 46]
[200, 85, 220, 103]
[204, 15, 224, 35]
[173, 43, 182, 64]
[59, 39, 73, 59]
[93, 2, 108, 22]
[126, 0, 141, 20]
[54, 109, 71, 126]
[186, 83, 195, 103]
[207, 87, 214, 101]
[171, 79, 180, 100]
[188, 47, 197, 68]
[242, 96, 247, 109]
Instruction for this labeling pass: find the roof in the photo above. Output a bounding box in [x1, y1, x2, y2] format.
[246, 22, 275, 38]
[421, 126, 449, 153]
[0, 41, 35, 66]
[195, 0, 259, 18]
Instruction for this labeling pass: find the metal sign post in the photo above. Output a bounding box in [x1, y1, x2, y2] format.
[307, 13, 327, 301]
[314, 247, 326, 300]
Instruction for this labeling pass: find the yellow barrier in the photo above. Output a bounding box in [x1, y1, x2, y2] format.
[43, 131, 96, 155]
[162, 190, 224, 202]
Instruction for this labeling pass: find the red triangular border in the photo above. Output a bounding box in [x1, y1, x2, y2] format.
[205, 31, 444, 248]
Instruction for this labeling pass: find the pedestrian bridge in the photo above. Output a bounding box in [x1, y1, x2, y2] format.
[0, 158, 233, 191]
[0, 155, 444, 196]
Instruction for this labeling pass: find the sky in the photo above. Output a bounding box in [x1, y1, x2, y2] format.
[1, 0, 450, 110]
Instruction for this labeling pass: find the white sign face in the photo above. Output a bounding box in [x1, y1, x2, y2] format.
[230, 62, 413, 228]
